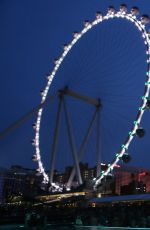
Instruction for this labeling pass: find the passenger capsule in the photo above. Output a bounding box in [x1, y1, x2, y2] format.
[141, 15, 150, 25]
[84, 20, 90, 27]
[136, 127, 145, 137]
[73, 31, 79, 38]
[131, 7, 139, 15]
[32, 155, 38, 161]
[146, 99, 150, 108]
[32, 123, 36, 129]
[96, 12, 103, 19]
[108, 6, 115, 14]
[120, 4, 127, 13]
[122, 153, 131, 163]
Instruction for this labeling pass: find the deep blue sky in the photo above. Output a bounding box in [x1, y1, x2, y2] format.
[0, 0, 150, 172]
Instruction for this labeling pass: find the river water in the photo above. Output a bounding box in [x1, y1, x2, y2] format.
[0, 224, 149, 230]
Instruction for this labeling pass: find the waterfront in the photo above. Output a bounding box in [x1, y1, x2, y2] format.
[1, 199, 150, 228]
[0, 224, 150, 230]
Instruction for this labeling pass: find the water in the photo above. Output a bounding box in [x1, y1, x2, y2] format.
[0, 225, 149, 230]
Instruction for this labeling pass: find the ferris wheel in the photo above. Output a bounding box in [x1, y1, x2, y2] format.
[31, 4, 150, 191]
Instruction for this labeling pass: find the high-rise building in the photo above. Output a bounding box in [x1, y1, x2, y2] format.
[114, 164, 150, 195]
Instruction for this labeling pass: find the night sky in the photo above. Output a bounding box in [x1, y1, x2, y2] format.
[0, 0, 150, 173]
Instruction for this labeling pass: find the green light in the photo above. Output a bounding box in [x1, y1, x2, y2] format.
[146, 71, 150, 75]
[134, 121, 139, 125]
[115, 153, 121, 159]
[129, 131, 134, 136]
[121, 144, 127, 150]
[139, 107, 145, 111]
[142, 96, 148, 99]
[145, 81, 150, 85]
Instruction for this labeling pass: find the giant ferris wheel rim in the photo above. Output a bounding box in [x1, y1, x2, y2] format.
[33, 6, 150, 188]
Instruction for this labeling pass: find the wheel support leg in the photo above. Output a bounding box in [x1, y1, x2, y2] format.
[96, 108, 101, 177]
[67, 108, 99, 188]
[63, 97, 83, 185]
[49, 95, 63, 184]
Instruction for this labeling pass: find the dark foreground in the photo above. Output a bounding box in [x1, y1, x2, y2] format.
[1, 202, 150, 228]
[0, 224, 150, 230]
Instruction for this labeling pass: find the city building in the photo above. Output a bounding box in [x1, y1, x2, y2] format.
[0, 167, 7, 202]
[1, 162, 150, 203]
[0, 165, 43, 202]
[53, 163, 150, 195]
[114, 164, 150, 195]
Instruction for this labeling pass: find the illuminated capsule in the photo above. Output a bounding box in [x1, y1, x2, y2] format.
[73, 31, 79, 38]
[147, 59, 150, 63]
[122, 153, 131, 163]
[84, 20, 90, 27]
[31, 139, 36, 146]
[146, 99, 150, 108]
[32, 155, 38, 161]
[141, 15, 150, 25]
[120, 4, 127, 13]
[47, 75, 51, 81]
[54, 59, 59, 65]
[63, 44, 68, 51]
[40, 90, 44, 96]
[136, 127, 145, 137]
[96, 12, 103, 19]
[32, 123, 36, 129]
[147, 29, 150, 37]
[131, 7, 139, 15]
[36, 168, 41, 172]
[36, 169, 41, 176]
[108, 6, 115, 14]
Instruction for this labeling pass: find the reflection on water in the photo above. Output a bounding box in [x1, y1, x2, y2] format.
[0, 225, 149, 230]
[75, 227, 150, 230]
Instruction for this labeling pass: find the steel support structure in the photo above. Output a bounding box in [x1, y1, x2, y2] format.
[66, 107, 99, 188]
[0, 93, 57, 140]
[63, 97, 83, 185]
[62, 87, 100, 106]
[49, 94, 63, 184]
[96, 107, 101, 177]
